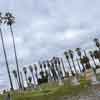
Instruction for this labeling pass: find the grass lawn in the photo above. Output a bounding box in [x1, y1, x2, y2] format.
[0, 79, 92, 100]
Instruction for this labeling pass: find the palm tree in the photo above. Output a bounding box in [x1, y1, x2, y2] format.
[56, 57, 63, 78]
[94, 50, 100, 63]
[64, 51, 74, 76]
[52, 57, 61, 78]
[4, 12, 22, 89]
[94, 38, 100, 51]
[89, 51, 97, 68]
[76, 58, 81, 72]
[46, 60, 52, 80]
[12, 70, 19, 88]
[34, 64, 38, 84]
[0, 13, 14, 90]
[75, 48, 85, 72]
[39, 62, 45, 79]
[23, 67, 28, 86]
[68, 50, 77, 74]
[29, 65, 36, 85]
[28, 76, 32, 84]
[43, 62, 48, 77]
[20, 72, 24, 89]
[60, 58, 66, 76]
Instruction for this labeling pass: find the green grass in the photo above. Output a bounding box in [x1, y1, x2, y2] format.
[0, 80, 92, 100]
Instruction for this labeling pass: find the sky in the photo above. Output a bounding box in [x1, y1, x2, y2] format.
[0, 0, 100, 90]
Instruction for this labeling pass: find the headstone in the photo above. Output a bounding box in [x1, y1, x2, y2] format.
[58, 79, 63, 86]
[96, 68, 100, 74]
[85, 68, 98, 84]
[71, 76, 80, 85]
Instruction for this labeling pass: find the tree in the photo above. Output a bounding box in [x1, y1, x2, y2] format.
[43, 62, 48, 78]
[23, 67, 28, 86]
[0, 13, 13, 90]
[60, 58, 66, 76]
[39, 62, 45, 79]
[68, 50, 77, 74]
[29, 65, 36, 86]
[12, 70, 19, 88]
[28, 76, 32, 84]
[34, 64, 38, 84]
[94, 50, 100, 63]
[64, 51, 75, 76]
[75, 48, 85, 72]
[89, 51, 97, 68]
[94, 38, 100, 51]
[4, 12, 22, 89]
[76, 58, 81, 72]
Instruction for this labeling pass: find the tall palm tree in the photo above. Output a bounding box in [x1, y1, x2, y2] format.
[56, 57, 63, 78]
[23, 67, 28, 86]
[64, 51, 74, 76]
[46, 60, 52, 80]
[43, 62, 48, 77]
[94, 38, 100, 51]
[4, 12, 22, 89]
[76, 58, 81, 72]
[60, 58, 66, 76]
[28, 76, 32, 84]
[89, 51, 97, 68]
[75, 48, 85, 72]
[20, 72, 24, 89]
[29, 65, 36, 85]
[12, 70, 19, 88]
[0, 13, 14, 90]
[52, 57, 60, 78]
[39, 62, 45, 79]
[68, 50, 77, 74]
[94, 50, 100, 63]
[34, 64, 38, 84]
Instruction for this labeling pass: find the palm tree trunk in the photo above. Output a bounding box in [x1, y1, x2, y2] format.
[76, 58, 81, 72]
[9, 25, 22, 89]
[32, 72, 36, 86]
[25, 74, 28, 87]
[20, 72, 24, 89]
[0, 28, 14, 91]
[61, 58, 66, 75]
[80, 56, 85, 72]
[72, 58, 77, 74]
[92, 57, 97, 68]
[67, 59, 73, 74]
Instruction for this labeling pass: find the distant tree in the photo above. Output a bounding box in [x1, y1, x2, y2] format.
[94, 38, 100, 51]
[0, 13, 14, 90]
[4, 12, 22, 89]
[75, 48, 85, 72]
[94, 50, 100, 63]
[60, 58, 67, 76]
[68, 50, 77, 74]
[43, 62, 48, 78]
[29, 65, 36, 85]
[23, 67, 28, 86]
[34, 64, 38, 84]
[64, 51, 75, 76]
[39, 63, 45, 79]
[12, 70, 19, 88]
[89, 51, 97, 68]
[28, 76, 32, 84]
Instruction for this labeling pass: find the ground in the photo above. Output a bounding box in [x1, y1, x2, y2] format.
[0, 79, 100, 100]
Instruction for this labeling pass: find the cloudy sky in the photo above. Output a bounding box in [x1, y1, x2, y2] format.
[0, 0, 100, 90]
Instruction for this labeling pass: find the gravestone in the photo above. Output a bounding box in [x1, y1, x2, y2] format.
[71, 76, 80, 85]
[96, 68, 100, 81]
[85, 68, 98, 84]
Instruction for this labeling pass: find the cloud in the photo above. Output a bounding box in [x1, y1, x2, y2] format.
[0, 0, 100, 89]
